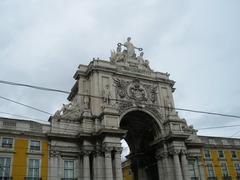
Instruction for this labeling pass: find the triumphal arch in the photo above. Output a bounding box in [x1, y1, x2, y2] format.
[48, 38, 204, 180]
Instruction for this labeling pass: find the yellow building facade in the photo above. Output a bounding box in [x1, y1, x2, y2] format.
[122, 136, 240, 180]
[200, 136, 240, 180]
[2, 117, 240, 180]
[0, 117, 49, 180]
[122, 160, 133, 180]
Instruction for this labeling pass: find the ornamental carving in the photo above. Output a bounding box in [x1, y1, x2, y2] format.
[53, 101, 82, 121]
[110, 37, 152, 72]
[113, 78, 130, 98]
[150, 86, 158, 103]
[128, 79, 147, 101]
[113, 78, 158, 104]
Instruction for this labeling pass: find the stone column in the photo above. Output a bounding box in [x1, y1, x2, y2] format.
[49, 152, 58, 180]
[105, 148, 113, 180]
[181, 151, 190, 180]
[155, 150, 164, 180]
[157, 158, 164, 180]
[161, 152, 171, 179]
[114, 149, 123, 180]
[94, 151, 104, 180]
[83, 151, 91, 180]
[172, 150, 183, 180]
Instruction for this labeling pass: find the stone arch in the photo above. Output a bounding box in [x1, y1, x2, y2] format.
[119, 108, 164, 180]
[119, 107, 164, 140]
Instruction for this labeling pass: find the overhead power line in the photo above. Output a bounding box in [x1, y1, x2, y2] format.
[0, 95, 52, 115]
[0, 111, 47, 123]
[198, 124, 240, 130]
[0, 80, 70, 94]
[0, 79, 240, 119]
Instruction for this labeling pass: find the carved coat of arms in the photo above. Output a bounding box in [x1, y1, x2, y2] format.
[128, 79, 147, 101]
[113, 78, 158, 103]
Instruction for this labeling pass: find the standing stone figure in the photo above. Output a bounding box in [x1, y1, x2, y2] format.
[122, 37, 142, 57]
[83, 94, 90, 109]
[103, 84, 111, 105]
[137, 52, 145, 64]
[164, 95, 173, 112]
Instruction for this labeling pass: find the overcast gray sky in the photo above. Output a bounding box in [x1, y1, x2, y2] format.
[1, 0, 240, 140]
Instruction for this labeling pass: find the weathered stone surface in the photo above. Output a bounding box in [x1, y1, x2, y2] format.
[48, 38, 203, 180]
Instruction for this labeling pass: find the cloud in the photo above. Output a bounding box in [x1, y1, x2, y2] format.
[0, 0, 239, 141]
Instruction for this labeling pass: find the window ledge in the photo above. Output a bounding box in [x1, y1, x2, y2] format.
[26, 151, 43, 156]
[0, 149, 15, 153]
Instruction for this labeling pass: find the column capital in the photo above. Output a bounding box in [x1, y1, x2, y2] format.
[104, 146, 114, 153]
[181, 149, 188, 155]
[114, 147, 123, 153]
[156, 151, 169, 159]
[50, 150, 60, 157]
[80, 150, 92, 156]
[94, 150, 104, 156]
[170, 149, 180, 155]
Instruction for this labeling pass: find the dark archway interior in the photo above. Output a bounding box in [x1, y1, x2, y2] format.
[120, 110, 159, 180]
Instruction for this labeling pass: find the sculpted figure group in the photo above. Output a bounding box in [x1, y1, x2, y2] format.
[110, 37, 151, 70]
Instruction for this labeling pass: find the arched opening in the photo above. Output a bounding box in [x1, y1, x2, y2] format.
[120, 110, 161, 180]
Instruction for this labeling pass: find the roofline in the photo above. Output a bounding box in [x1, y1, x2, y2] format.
[0, 116, 50, 125]
[198, 135, 240, 140]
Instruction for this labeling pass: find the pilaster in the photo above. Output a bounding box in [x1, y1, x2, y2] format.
[114, 148, 123, 180]
[171, 150, 183, 180]
[104, 147, 113, 180]
[82, 150, 91, 180]
[181, 150, 190, 180]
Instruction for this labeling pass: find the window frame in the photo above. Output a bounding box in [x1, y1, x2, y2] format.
[204, 149, 211, 159]
[221, 162, 229, 177]
[64, 160, 74, 179]
[1, 137, 14, 149]
[234, 163, 240, 176]
[189, 163, 196, 178]
[29, 140, 41, 152]
[27, 158, 41, 178]
[231, 150, 238, 159]
[218, 150, 225, 159]
[207, 163, 215, 178]
[0, 156, 12, 178]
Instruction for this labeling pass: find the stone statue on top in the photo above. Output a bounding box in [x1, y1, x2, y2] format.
[110, 37, 152, 71]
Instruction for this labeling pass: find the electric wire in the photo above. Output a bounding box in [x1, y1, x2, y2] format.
[198, 124, 240, 130]
[0, 80, 70, 94]
[1, 81, 240, 178]
[0, 95, 52, 115]
[1, 108, 240, 137]
[2, 79, 240, 137]
[0, 111, 47, 123]
[0, 79, 240, 119]
[230, 130, 240, 138]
